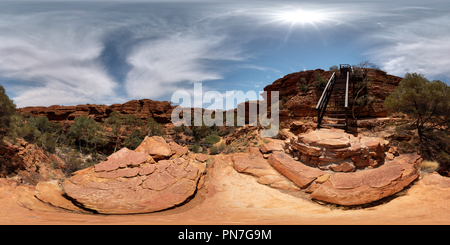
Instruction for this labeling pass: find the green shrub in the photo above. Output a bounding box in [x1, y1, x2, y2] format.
[210, 142, 226, 155]
[355, 94, 376, 107]
[124, 129, 145, 150]
[63, 157, 84, 176]
[218, 130, 230, 137]
[184, 128, 193, 136]
[50, 160, 60, 169]
[191, 144, 200, 153]
[174, 126, 184, 133]
[146, 117, 162, 136]
[329, 65, 339, 72]
[203, 134, 220, 145]
[296, 77, 310, 93]
[314, 73, 328, 90]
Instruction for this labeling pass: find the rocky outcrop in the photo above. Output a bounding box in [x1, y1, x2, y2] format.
[61, 137, 206, 214]
[231, 148, 298, 191]
[134, 136, 173, 160]
[259, 142, 284, 154]
[0, 139, 66, 185]
[310, 153, 421, 205]
[35, 180, 85, 212]
[262, 68, 402, 121]
[285, 128, 390, 172]
[17, 99, 174, 124]
[255, 128, 420, 206]
[421, 172, 450, 188]
[268, 152, 326, 188]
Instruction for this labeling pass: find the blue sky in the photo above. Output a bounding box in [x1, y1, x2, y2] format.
[1, 0, 450, 109]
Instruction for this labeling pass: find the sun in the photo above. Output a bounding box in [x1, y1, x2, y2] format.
[274, 9, 325, 26]
[264, 7, 340, 44]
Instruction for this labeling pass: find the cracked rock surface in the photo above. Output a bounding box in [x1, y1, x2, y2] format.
[63, 138, 205, 214]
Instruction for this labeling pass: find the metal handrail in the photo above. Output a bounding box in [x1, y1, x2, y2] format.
[315, 72, 335, 110]
[345, 71, 349, 108]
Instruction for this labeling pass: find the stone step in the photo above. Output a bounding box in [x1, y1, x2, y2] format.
[319, 123, 346, 127]
[322, 118, 346, 121]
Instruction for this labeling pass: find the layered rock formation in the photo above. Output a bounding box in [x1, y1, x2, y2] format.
[285, 128, 390, 172]
[268, 152, 326, 189]
[262, 68, 402, 121]
[231, 147, 299, 191]
[310, 153, 421, 205]
[61, 137, 206, 214]
[0, 139, 66, 185]
[240, 129, 422, 206]
[17, 99, 174, 124]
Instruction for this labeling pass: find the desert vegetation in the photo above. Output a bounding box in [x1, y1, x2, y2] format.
[384, 72, 450, 172]
[0, 84, 243, 175]
[2, 63, 450, 177]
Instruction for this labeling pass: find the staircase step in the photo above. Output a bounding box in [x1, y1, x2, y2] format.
[326, 110, 346, 113]
[322, 118, 346, 121]
[324, 113, 346, 116]
[320, 123, 346, 127]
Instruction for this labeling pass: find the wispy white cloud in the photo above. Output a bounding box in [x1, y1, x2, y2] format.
[0, 11, 121, 107]
[366, 14, 450, 80]
[2, 0, 450, 110]
[124, 31, 245, 100]
[0, 2, 254, 107]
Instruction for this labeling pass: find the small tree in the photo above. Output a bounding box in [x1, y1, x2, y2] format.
[105, 111, 123, 152]
[69, 116, 90, 153]
[87, 120, 107, 151]
[70, 116, 105, 153]
[124, 129, 145, 150]
[351, 60, 376, 119]
[384, 73, 450, 141]
[146, 117, 162, 136]
[329, 65, 339, 72]
[0, 85, 16, 140]
[123, 114, 143, 131]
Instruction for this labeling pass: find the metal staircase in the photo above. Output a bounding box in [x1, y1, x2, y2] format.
[316, 64, 352, 131]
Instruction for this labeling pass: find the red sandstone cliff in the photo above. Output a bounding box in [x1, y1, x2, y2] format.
[17, 68, 402, 128]
[263, 68, 402, 121]
[17, 99, 175, 125]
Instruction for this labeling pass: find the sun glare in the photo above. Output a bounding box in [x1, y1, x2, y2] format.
[265, 7, 338, 43]
[278, 9, 324, 25]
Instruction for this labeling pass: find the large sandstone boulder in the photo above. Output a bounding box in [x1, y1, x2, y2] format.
[310, 153, 421, 205]
[135, 136, 173, 160]
[63, 146, 205, 214]
[268, 152, 326, 188]
[259, 142, 284, 154]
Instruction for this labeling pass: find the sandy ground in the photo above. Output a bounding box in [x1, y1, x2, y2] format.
[1, 154, 450, 225]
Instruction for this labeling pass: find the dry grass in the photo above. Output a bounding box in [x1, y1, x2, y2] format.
[420, 160, 440, 173]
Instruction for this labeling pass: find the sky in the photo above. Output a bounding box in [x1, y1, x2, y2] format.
[1, 0, 449, 110]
